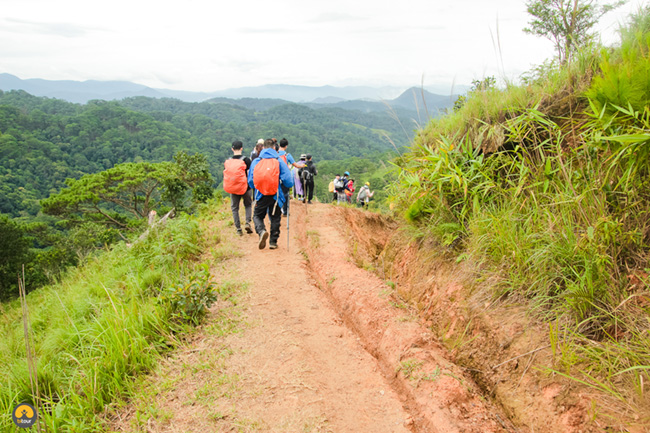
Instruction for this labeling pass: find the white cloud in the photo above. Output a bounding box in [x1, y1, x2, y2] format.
[0, 0, 647, 92]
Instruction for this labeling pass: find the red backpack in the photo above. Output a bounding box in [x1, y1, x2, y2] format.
[279, 154, 288, 166]
[223, 158, 247, 195]
[253, 158, 280, 196]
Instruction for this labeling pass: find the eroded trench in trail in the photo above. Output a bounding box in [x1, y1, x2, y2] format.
[307, 204, 638, 433]
[295, 203, 512, 433]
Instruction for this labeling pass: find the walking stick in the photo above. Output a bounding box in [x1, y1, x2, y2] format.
[286, 195, 290, 251]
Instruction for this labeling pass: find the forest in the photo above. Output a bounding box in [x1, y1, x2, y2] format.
[0, 90, 407, 299]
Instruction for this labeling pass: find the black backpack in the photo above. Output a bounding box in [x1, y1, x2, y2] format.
[300, 167, 313, 182]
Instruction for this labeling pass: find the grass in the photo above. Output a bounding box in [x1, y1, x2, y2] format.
[0, 200, 228, 432]
[388, 7, 650, 421]
[306, 229, 321, 249]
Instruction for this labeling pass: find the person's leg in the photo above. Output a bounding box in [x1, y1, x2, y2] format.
[230, 194, 242, 230]
[307, 181, 315, 202]
[253, 195, 271, 235]
[243, 189, 253, 232]
[282, 187, 289, 215]
[268, 200, 283, 245]
[300, 179, 306, 201]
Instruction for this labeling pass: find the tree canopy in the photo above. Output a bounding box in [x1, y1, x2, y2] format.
[524, 0, 626, 63]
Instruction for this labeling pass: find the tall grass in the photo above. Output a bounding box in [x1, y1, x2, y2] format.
[0, 206, 217, 432]
[390, 6, 650, 414]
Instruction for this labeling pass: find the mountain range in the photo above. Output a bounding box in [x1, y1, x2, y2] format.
[0, 73, 461, 115]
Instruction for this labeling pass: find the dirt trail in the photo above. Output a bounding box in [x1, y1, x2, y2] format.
[111, 202, 512, 432]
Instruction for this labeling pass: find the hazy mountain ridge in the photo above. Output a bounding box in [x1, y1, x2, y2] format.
[0, 73, 464, 110]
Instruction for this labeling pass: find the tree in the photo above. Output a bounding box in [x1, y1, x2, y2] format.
[41, 161, 175, 230]
[524, 0, 626, 64]
[41, 152, 214, 231]
[0, 214, 31, 300]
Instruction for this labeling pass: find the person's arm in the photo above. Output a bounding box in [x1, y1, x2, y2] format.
[248, 159, 258, 189]
[279, 160, 294, 189]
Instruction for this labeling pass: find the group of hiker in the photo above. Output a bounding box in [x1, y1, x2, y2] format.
[329, 173, 374, 208]
[222, 138, 318, 250]
[223, 137, 377, 251]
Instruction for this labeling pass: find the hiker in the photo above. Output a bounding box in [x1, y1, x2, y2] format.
[329, 174, 341, 203]
[223, 140, 253, 236]
[248, 139, 294, 250]
[250, 139, 264, 160]
[337, 171, 350, 203]
[295, 154, 307, 201]
[278, 138, 305, 216]
[357, 182, 374, 208]
[300, 154, 318, 204]
[345, 178, 355, 203]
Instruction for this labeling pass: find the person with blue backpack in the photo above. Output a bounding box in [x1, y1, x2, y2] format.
[248, 139, 294, 250]
[278, 138, 304, 216]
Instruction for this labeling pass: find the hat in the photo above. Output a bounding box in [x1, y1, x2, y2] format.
[365, 182, 370, 186]
[344, 171, 350, 176]
[306, 154, 312, 160]
[300, 154, 307, 159]
[257, 138, 264, 145]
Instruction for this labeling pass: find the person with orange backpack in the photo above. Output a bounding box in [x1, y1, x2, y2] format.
[223, 141, 253, 236]
[248, 139, 294, 250]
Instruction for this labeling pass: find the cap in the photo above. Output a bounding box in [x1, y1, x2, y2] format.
[344, 171, 350, 176]
[257, 138, 264, 145]
[365, 182, 370, 186]
[300, 154, 307, 159]
[306, 154, 312, 159]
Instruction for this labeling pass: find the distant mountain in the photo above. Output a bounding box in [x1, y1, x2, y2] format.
[311, 96, 346, 104]
[0, 73, 464, 107]
[391, 87, 456, 116]
[0, 73, 170, 104]
[208, 84, 404, 102]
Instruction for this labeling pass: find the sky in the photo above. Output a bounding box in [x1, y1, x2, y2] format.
[0, 0, 646, 94]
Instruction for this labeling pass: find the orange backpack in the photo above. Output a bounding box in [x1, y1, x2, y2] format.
[253, 158, 280, 196]
[223, 158, 248, 195]
[279, 154, 288, 166]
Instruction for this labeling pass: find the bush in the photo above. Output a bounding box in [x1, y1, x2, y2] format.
[160, 263, 217, 326]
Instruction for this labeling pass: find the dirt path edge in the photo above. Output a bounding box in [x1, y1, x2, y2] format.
[296, 203, 512, 433]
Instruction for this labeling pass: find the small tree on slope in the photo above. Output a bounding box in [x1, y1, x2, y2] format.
[524, 0, 626, 64]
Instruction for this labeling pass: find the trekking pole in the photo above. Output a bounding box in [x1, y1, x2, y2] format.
[286, 195, 290, 251]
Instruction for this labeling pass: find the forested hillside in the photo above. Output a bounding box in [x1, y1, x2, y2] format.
[0, 90, 408, 218]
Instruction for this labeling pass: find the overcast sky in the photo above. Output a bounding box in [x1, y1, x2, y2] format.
[1, 0, 646, 93]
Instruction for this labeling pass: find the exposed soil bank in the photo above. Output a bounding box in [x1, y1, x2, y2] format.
[298, 203, 512, 433]
[335, 205, 645, 433]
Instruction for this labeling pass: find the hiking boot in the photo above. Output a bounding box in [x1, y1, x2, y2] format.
[245, 223, 253, 234]
[236, 228, 243, 236]
[269, 242, 278, 250]
[258, 230, 269, 249]
[307, 200, 312, 204]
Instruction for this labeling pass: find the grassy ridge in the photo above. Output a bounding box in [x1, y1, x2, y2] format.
[390, 7, 650, 415]
[0, 200, 226, 432]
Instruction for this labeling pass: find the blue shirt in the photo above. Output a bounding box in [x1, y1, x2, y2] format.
[278, 150, 296, 166]
[248, 148, 295, 206]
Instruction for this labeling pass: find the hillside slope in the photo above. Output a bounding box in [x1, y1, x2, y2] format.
[386, 7, 650, 431]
